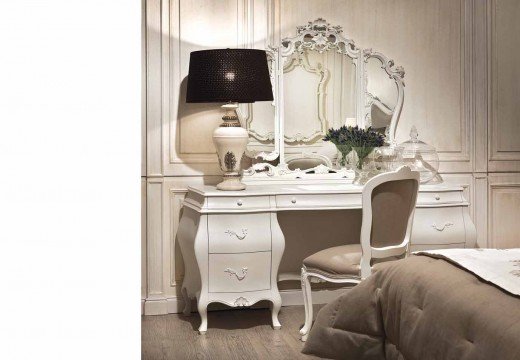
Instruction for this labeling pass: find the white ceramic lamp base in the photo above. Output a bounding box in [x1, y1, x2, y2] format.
[213, 103, 249, 191]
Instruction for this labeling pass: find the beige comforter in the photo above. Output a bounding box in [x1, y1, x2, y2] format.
[302, 255, 520, 360]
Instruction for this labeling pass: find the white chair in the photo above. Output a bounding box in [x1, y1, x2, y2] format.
[299, 166, 420, 341]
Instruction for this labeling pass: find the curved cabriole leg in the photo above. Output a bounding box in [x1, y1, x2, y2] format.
[181, 287, 191, 316]
[269, 212, 285, 330]
[197, 296, 209, 335]
[300, 267, 313, 341]
[270, 294, 282, 330]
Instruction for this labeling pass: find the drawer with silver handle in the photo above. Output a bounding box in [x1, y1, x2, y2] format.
[208, 252, 271, 293]
[207, 196, 270, 211]
[411, 207, 466, 245]
[208, 213, 271, 253]
[416, 191, 464, 206]
[275, 193, 361, 209]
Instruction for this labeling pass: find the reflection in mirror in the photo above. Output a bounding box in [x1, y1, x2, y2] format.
[283, 50, 356, 143]
[364, 56, 398, 138]
[245, 49, 277, 159]
[282, 48, 357, 168]
[286, 153, 332, 171]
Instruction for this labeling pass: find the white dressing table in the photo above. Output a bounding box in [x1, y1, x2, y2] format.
[177, 183, 477, 334]
[177, 19, 478, 334]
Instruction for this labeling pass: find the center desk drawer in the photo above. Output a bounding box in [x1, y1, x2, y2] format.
[208, 214, 271, 253]
[209, 252, 271, 293]
[276, 193, 361, 209]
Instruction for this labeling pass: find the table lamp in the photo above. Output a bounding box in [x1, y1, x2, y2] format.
[186, 49, 273, 190]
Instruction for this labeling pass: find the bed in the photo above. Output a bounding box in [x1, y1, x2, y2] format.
[302, 249, 520, 360]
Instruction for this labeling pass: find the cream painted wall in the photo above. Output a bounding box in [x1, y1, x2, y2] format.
[142, 0, 520, 315]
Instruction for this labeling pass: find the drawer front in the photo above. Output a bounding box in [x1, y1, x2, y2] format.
[275, 193, 360, 209]
[207, 196, 270, 211]
[209, 252, 271, 293]
[411, 207, 466, 245]
[417, 191, 464, 206]
[208, 213, 271, 253]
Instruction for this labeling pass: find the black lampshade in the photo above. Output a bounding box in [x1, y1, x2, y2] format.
[186, 49, 273, 103]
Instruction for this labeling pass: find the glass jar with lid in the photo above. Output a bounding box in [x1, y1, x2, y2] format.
[399, 126, 439, 183]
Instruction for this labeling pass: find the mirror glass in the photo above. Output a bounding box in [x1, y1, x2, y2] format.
[245, 51, 276, 157]
[364, 56, 398, 138]
[282, 49, 357, 169]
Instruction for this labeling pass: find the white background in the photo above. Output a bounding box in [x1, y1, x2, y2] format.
[0, 1, 141, 358]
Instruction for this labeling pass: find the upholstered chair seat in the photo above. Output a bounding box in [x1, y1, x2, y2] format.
[303, 244, 403, 277]
[303, 244, 362, 276]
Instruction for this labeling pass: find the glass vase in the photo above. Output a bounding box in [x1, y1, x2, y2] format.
[352, 146, 376, 185]
[334, 144, 353, 168]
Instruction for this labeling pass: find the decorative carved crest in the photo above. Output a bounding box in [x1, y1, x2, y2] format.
[233, 297, 250, 307]
[282, 18, 359, 56]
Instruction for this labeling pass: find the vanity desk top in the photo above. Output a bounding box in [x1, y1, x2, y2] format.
[183, 183, 469, 213]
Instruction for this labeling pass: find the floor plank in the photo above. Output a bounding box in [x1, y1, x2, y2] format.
[142, 305, 324, 360]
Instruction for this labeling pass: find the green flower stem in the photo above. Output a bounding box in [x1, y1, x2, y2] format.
[334, 144, 352, 166]
[353, 147, 374, 170]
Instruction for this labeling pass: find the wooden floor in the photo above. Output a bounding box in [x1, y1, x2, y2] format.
[142, 305, 324, 360]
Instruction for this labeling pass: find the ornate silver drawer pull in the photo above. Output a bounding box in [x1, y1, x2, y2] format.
[224, 267, 248, 281]
[291, 197, 297, 204]
[434, 194, 441, 200]
[431, 222, 454, 232]
[225, 229, 248, 240]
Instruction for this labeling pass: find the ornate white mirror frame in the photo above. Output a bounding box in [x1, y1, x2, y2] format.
[243, 19, 406, 184]
[362, 49, 405, 144]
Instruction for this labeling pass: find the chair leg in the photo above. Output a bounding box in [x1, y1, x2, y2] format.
[300, 267, 313, 341]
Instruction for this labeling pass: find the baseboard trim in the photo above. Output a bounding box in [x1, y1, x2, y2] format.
[142, 288, 351, 315]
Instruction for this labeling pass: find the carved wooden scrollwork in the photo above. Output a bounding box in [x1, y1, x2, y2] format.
[233, 297, 250, 307]
[282, 18, 359, 57]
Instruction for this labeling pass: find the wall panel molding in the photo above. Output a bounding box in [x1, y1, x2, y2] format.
[488, 0, 520, 171]
[146, 0, 163, 177]
[145, 177, 164, 301]
[488, 173, 520, 248]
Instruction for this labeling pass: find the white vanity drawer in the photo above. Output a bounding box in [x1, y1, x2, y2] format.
[417, 191, 464, 206]
[208, 252, 271, 293]
[207, 196, 270, 211]
[208, 213, 271, 253]
[411, 207, 466, 245]
[275, 193, 361, 209]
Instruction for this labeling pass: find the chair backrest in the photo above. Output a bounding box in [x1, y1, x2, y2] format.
[359, 166, 420, 279]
